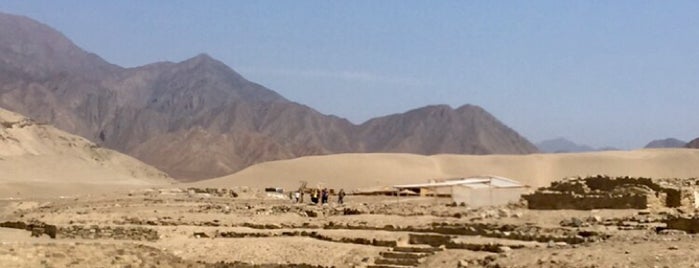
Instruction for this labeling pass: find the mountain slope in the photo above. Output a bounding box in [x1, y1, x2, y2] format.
[687, 138, 699, 149]
[358, 105, 537, 154]
[536, 138, 596, 153]
[0, 12, 537, 180]
[645, 138, 686, 149]
[0, 107, 173, 198]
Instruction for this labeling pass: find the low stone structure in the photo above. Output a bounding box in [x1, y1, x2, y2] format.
[523, 175, 699, 210]
[58, 225, 159, 241]
[664, 216, 699, 234]
[186, 187, 239, 198]
[0, 220, 57, 238]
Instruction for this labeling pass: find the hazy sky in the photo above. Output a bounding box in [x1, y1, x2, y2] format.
[2, 1, 698, 149]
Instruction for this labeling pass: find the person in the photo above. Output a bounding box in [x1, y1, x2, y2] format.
[321, 188, 328, 204]
[294, 191, 301, 203]
[311, 189, 319, 204]
[338, 189, 346, 204]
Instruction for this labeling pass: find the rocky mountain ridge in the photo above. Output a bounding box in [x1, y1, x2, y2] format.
[644, 138, 686, 149]
[0, 12, 537, 180]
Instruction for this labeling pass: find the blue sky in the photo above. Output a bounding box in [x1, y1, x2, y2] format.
[1, 1, 698, 149]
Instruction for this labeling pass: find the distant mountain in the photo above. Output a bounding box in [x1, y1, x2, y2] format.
[644, 138, 687, 149]
[358, 105, 538, 154]
[0, 12, 538, 180]
[536, 138, 596, 153]
[687, 138, 699, 149]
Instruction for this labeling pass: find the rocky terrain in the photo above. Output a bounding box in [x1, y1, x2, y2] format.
[3, 184, 699, 267]
[0, 12, 537, 181]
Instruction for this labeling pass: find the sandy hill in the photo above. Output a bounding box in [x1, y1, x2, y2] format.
[195, 149, 699, 191]
[0, 12, 536, 181]
[0, 108, 173, 198]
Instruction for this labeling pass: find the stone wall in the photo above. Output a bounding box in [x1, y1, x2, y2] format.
[664, 216, 699, 234]
[523, 192, 648, 210]
[0, 221, 57, 238]
[58, 225, 159, 241]
[524, 176, 699, 210]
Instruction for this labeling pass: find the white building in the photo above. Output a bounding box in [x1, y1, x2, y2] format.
[393, 176, 527, 207]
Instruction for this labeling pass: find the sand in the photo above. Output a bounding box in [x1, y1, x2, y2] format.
[4, 188, 699, 267]
[196, 149, 699, 191]
[0, 108, 174, 198]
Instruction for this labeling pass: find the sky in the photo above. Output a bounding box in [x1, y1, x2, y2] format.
[1, 1, 698, 149]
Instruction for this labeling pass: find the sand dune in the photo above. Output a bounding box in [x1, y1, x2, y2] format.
[0, 108, 174, 198]
[196, 149, 699, 191]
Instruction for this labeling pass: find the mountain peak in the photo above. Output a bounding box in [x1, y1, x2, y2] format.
[190, 53, 215, 62]
[180, 53, 223, 67]
[0, 12, 118, 76]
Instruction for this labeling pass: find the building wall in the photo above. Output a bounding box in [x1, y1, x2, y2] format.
[451, 186, 524, 207]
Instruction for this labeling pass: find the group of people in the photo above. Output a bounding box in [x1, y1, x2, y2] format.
[292, 188, 346, 205]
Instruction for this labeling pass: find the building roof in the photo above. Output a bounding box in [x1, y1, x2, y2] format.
[393, 175, 526, 189]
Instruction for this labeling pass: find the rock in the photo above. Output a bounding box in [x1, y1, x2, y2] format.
[560, 217, 588, 227]
[587, 215, 603, 223]
[659, 229, 687, 235]
[497, 246, 512, 253]
[305, 210, 318, 218]
[638, 209, 651, 215]
[668, 246, 679, 250]
[458, 259, 470, 267]
[570, 217, 585, 227]
[498, 208, 510, 217]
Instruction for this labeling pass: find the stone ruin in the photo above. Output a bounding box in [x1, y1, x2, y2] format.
[186, 187, 239, 198]
[523, 175, 699, 210]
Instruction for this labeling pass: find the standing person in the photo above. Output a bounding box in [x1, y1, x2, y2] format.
[294, 191, 301, 203]
[338, 189, 346, 204]
[321, 188, 328, 204]
[311, 189, 318, 204]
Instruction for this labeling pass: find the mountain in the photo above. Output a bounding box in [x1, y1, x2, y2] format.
[687, 138, 699, 149]
[644, 138, 686, 149]
[358, 105, 537, 154]
[0, 12, 537, 180]
[0, 107, 173, 197]
[536, 138, 596, 153]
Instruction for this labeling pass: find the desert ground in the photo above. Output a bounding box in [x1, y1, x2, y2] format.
[3, 184, 699, 268]
[3, 114, 699, 268]
[3, 148, 699, 267]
